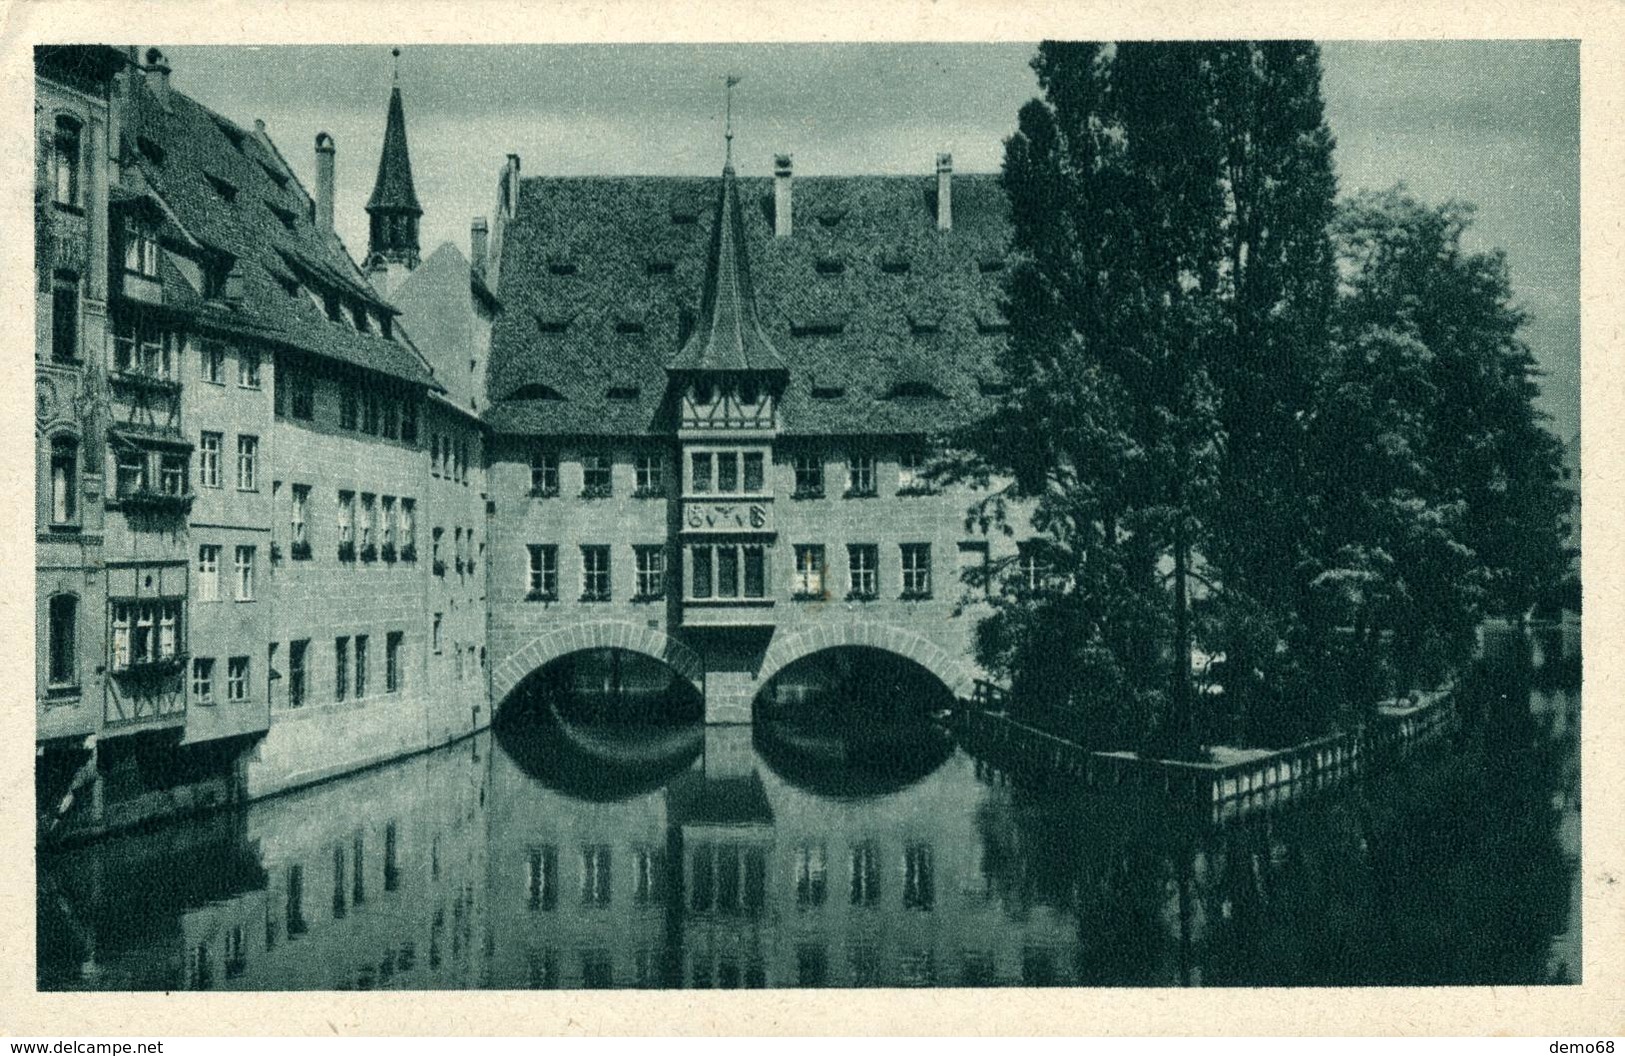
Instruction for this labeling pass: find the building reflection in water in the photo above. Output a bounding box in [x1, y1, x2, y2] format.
[38, 652, 1579, 990]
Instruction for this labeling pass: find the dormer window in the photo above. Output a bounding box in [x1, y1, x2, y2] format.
[645, 260, 675, 276]
[811, 384, 845, 400]
[265, 200, 296, 232]
[535, 315, 571, 334]
[607, 385, 640, 400]
[123, 221, 160, 278]
[881, 254, 911, 275]
[885, 380, 948, 400]
[978, 258, 1006, 274]
[614, 319, 645, 334]
[505, 382, 566, 401]
[215, 120, 246, 153]
[53, 115, 81, 208]
[908, 314, 941, 336]
[547, 261, 577, 276]
[205, 173, 239, 203]
[814, 258, 846, 276]
[258, 159, 290, 189]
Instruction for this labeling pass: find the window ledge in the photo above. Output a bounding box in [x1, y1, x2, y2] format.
[528, 487, 560, 499]
[579, 594, 613, 603]
[46, 522, 83, 534]
[846, 592, 878, 603]
[843, 489, 878, 499]
[899, 591, 934, 601]
[579, 485, 614, 500]
[525, 591, 558, 603]
[631, 592, 666, 603]
[791, 591, 829, 602]
[896, 486, 938, 497]
[631, 488, 666, 499]
[791, 488, 826, 500]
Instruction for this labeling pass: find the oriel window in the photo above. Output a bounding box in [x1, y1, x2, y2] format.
[690, 452, 713, 494]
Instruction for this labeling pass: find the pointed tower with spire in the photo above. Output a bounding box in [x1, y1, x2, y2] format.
[669, 75, 786, 432]
[365, 48, 423, 294]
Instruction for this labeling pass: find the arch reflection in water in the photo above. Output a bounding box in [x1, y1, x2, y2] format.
[37, 662, 1579, 990]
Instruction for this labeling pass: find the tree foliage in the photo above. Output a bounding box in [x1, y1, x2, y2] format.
[960, 43, 1572, 756]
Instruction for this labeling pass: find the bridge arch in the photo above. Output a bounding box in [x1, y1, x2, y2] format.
[754, 623, 985, 702]
[491, 620, 705, 710]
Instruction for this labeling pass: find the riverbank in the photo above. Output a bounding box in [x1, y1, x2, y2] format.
[952, 685, 1458, 824]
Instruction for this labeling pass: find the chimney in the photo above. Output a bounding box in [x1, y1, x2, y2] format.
[936, 152, 953, 232]
[470, 216, 489, 275]
[143, 47, 172, 111]
[314, 132, 336, 233]
[502, 154, 521, 219]
[774, 154, 793, 238]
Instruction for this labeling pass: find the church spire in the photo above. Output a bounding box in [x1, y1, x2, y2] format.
[668, 163, 785, 375]
[366, 47, 422, 274]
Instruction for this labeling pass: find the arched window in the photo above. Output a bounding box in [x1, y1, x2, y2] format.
[50, 436, 77, 525]
[48, 593, 77, 686]
[53, 115, 81, 208]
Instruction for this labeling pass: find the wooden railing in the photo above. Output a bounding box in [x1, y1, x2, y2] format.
[954, 679, 1457, 825]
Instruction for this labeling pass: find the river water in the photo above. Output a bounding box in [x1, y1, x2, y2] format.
[37, 659, 1579, 990]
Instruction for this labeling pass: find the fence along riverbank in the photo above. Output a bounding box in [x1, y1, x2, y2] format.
[952, 681, 1458, 825]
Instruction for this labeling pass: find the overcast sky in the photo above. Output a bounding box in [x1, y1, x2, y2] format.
[162, 42, 1580, 440]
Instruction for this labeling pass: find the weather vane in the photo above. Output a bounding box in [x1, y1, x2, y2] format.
[724, 73, 741, 167]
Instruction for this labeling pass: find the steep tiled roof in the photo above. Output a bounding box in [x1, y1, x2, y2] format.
[485, 171, 1011, 437]
[122, 78, 436, 389]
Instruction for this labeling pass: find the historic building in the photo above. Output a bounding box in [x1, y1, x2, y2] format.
[481, 146, 1022, 723]
[36, 46, 1029, 838]
[34, 48, 491, 838]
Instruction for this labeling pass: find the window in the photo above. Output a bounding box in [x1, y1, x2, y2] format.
[50, 438, 77, 524]
[1018, 542, 1044, 592]
[238, 350, 261, 389]
[199, 432, 221, 488]
[290, 485, 309, 551]
[400, 499, 416, 554]
[337, 490, 355, 552]
[288, 639, 308, 708]
[794, 545, 826, 598]
[580, 846, 612, 907]
[382, 496, 397, 556]
[401, 399, 418, 444]
[901, 544, 932, 598]
[634, 453, 664, 495]
[527, 545, 557, 600]
[124, 221, 159, 278]
[159, 452, 187, 496]
[847, 455, 876, 496]
[635, 546, 665, 599]
[903, 843, 935, 910]
[339, 384, 357, 430]
[454, 527, 464, 573]
[236, 435, 258, 491]
[690, 452, 713, 494]
[47, 594, 77, 686]
[581, 546, 611, 601]
[431, 615, 442, 654]
[197, 545, 220, 602]
[111, 316, 179, 379]
[381, 397, 400, 440]
[432, 527, 443, 573]
[201, 342, 224, 383]
[51, 272, 79, 363]
[354, 635, 369, 697]
[360, 494, 376, 556]
[53, 116, 81, 207]
[898, 451, 931, 494]
[795, 844, 828, 907]
[386, 632, 403, 693]
[717, 451, 739, 493]
[227, 656, 249, 702]
[191, 657, 214, 703]
[848, 544, 878, 599]
[793, 453, 823, 497]
[688, 544, 767, 600]
[582, 454, 612, 497]
[850, 842, 880, 906]
[234, 545, 255, 601]
[290, 368, 314, 420]
[115, 449, 146, 499]
[334, 637, 349, 702]
[743, 452, 764, 493]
